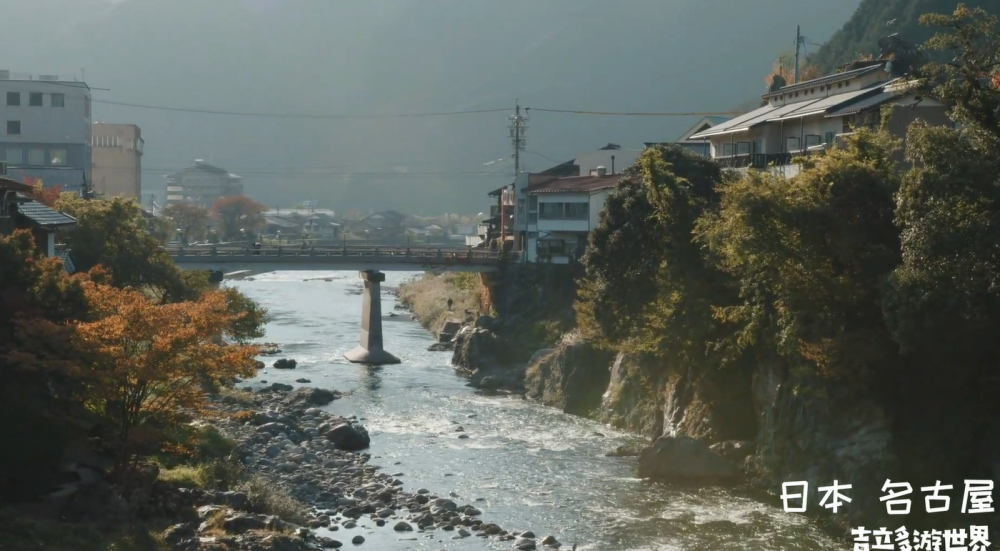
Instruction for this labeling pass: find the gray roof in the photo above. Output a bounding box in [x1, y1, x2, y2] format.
[16, 198, 78, 228]
[167, 162, 242, 179]
[763, 63, 888, 99]
[826, 90, 900, 117]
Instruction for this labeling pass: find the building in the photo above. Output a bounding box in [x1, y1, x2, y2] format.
[164, 160, 243, 209]
[644, 115, 733, 157]
[91, 123, 143, 199]
[0, 71, 92, 190]
[520, 169, 619, 263]
[1, 176, 78, 258]
[687, 60, 950, 177]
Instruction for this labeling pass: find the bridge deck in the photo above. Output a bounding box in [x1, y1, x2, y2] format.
[165, 246, 508, 273]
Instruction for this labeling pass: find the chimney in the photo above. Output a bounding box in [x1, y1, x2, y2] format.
[596, 166, 607, 177]
[611, 155, 615, 174]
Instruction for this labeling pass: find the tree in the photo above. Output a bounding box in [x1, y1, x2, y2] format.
[55, 195, 192, 302]
[73, 283, 260, 462]
[918, 5, 1000, 153]
[696, 128, 903, 382]
[163, 203, 211, 245]
[578, 145, 733, 363]
[23, 177, 62, 208]
[765, 49, 824, 90]
[212, 196, 265, 240]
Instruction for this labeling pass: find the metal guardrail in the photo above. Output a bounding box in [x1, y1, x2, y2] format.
[163, 246, 506, 263]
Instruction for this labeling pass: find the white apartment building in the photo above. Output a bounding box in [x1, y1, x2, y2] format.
[165, 160, 244, 209]
[0, 71, 92, 190]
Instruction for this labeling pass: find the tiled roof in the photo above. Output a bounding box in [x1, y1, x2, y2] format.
[16, 198, 78, 228]
[525, 174, 621, 194]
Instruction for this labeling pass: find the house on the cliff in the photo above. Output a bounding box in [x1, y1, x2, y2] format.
[480, 144, 637, 259]
[688, 59, 951, 177]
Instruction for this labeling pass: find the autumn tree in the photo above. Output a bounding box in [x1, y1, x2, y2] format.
[74, 283, 260, 462]
[212, 196, 265, 240]
[765, 49, 824, 90]
[163, 202, 211, 245]
[22, 177, 62, 208]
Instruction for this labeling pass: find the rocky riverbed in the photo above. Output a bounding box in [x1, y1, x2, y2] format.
[161, 384, 568, 551]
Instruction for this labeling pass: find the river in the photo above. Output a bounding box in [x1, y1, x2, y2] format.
[230, 270, 842, 551]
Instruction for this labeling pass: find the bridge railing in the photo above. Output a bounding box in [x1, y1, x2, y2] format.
[162, 246, 508, 262]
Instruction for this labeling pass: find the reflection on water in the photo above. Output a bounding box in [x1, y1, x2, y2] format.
[231, 271, 841, 551]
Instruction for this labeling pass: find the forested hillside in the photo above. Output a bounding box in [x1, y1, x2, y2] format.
[812, 0, 999, 72]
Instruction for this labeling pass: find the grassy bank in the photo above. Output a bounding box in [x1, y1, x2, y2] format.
[398, 272, 482, 335]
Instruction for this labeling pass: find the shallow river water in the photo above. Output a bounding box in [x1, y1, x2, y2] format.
[230, 271, 843, 551]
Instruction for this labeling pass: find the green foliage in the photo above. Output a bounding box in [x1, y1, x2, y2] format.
[55, 195, 191, 302]
[918, 4, 1000, 155]
[811, 0, 999, 73]
[578, 145, 734, 366]
[697, 129, 903, 381]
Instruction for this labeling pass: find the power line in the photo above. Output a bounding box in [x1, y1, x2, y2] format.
[525, 107, 745, 117]
[92, 99, 512, 119]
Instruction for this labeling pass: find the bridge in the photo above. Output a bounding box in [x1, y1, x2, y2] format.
[164, 246, 507, 367]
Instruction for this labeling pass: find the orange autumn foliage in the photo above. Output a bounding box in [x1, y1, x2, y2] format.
[23, 177, 63, 208]
[74, 282, 261, 449]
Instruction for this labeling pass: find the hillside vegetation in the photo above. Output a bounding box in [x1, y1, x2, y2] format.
[812, 0, 999, 72]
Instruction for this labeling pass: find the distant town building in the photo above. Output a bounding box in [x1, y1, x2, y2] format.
[0, 71, 92, 190]
[91, 123, 143, 199]
[164, 160, 243, 209]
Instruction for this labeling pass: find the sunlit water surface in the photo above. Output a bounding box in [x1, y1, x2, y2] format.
[230, 271, 841, 551]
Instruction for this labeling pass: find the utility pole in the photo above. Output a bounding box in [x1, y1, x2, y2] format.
[508, 98, 527, 176]
[794, 25, 803, 84]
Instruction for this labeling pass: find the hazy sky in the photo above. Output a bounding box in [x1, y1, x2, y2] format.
[1, 0, 861, 213]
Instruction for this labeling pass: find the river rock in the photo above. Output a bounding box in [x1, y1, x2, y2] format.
[428, 342, 455, 352]
[393, 521, 413, 531]
[438, 318, 463, 343]
[282, 387, 338, 408]
[709, 440, 755, 463]
[606, 445, 642, 457]
[222, 513, 267, 534]
[273, 358, 298, 369]
[325, 423, 371, 451]
[637, 436, 740, 483]
[162, 523, 196, 545]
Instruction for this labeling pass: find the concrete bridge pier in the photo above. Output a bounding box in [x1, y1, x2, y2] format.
[344, 270, 401, 365]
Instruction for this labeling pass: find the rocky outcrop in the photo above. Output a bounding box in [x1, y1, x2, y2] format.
[272, 359, 297, 370]
[281, 387, 339, 410]
[637, 436, 741, 483]
[598, 352, 757, 442]
[746, 360, 896, 534]
[524, 335, 615, 417]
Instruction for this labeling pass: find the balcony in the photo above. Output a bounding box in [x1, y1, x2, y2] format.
[715, 147, 829, 171]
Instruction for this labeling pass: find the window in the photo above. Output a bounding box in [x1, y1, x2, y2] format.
[539, 202, 562, 219]
[49, 149, 66, 165]
[804, 135, 822, 148]
[825, 132, 835, 145]
[537, 239, 566, 256]
[6, 121, 20, 135]
[28, 149, 45, 165]
[785, 137, 801, 152]
[5, 148, 22, 164]
[6, 92, 19, 106]
[51, 93, 65, 108]
[528, 196, 538, 211]
[28, 92, 42, 107]
[566, 203, 588, 219]
[722, 143, 734, 156]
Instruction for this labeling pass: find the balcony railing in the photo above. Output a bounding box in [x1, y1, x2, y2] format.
[715, 147, 829, 170]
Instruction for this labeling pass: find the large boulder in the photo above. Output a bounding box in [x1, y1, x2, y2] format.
[325, 423, 371, 451]
[452, 327, 510, 370]
[637, 436, 741, 483]
[273, 359, 297, 370]
[438, 318, 464, 343]
[282, 387, 338, 409]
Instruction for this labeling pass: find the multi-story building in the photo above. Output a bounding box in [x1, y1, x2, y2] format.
[91, 123, 143, 199]
[687, 60, 951, 177]
[0, 71, 92, 190]
[164, 160, 243, 209]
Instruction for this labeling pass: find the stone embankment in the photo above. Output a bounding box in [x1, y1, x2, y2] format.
[158, 384, 566, 551]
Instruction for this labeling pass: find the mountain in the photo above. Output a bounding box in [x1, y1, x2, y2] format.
[1, 0, 861, 214]
[811, 0, 999, 73]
